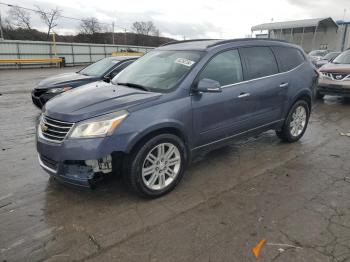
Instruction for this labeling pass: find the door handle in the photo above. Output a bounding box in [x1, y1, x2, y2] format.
[279, 83, 289, 88]
[238, 92, 250, 98]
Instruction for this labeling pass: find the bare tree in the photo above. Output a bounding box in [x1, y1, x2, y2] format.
[35, 6, 61, 39]
[132, 21, 157, 36]
[8, 6, 32, 30]
[80, 17, 102, 35]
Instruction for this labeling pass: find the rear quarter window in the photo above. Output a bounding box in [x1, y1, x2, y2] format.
[272, 46, 305, 72]
[240, 47, 279, 80]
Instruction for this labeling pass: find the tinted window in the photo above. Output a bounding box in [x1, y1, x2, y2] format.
[240, 47, 278, 80]
[80, 58, 119, 76]
[272, 47, 305, 72]
[198, 49, 243, 86]
[110, 60, 133, 78]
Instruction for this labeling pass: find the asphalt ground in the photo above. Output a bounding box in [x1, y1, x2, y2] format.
[0, 67, 350, 262]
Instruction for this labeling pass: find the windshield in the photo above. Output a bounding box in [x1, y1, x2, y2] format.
[332, 50, 350, 64]
[323, 52, 339, 61]
[112, 50, 203, 92]
[309, 50, 328, 57]
[80, 58, 119, 76]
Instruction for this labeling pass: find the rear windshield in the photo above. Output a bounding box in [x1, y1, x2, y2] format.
[332, 50, 350, 64]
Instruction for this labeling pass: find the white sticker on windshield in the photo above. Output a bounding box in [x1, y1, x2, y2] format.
[175, 58, 195, 67]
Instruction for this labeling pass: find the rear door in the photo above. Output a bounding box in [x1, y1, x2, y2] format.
[239, 46, 287, 127]
[271, 46, 307, 104]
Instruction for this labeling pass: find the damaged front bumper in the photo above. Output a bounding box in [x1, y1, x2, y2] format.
[38, 154, 113, 187]
[36, 132, 121, 187]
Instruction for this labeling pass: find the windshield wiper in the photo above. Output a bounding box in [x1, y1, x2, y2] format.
[116, 82, 150, 91]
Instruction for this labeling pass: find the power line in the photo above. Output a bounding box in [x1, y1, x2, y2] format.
[0, 2, 128, 31]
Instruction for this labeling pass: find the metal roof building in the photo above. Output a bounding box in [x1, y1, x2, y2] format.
[251, 18, 338, 31]
[251, 18, 349, 52]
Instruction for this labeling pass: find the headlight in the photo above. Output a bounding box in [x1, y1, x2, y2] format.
[69, 111, 128, 139]
[47, 87, 72, 93]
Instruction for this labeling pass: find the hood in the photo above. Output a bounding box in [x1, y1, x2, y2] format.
[44, 82, 162, 122]
[319, 63, 350, 73]
[37, 72, 99, 89]
[316, 60, 328, 67]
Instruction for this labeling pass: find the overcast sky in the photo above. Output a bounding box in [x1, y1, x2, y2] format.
[1, 0, 349, 39]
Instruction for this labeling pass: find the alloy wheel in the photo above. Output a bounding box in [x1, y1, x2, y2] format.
[141, 143, 181, 190]
[290, 105, 307, 137]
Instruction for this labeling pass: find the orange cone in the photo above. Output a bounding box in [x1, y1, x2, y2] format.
[252, 239, 267, 259]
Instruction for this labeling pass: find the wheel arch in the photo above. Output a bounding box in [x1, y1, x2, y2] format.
[125, 124, 189, 157]
[289, 89, 312, 114]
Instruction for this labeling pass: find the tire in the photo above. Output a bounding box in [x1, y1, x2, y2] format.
[276, 100, 310, 143]
[124, 134, 188, 198]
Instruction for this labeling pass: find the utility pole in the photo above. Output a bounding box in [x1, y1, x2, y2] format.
[0, 6, 4, 40]
[112, 22, 115, 45]
[124, 28, 127, 45]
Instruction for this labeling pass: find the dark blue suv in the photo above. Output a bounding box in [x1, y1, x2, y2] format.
[36, 39, 317, 197]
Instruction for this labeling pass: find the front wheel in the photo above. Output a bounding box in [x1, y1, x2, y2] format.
[276, 100, 310, 143]
[124, 134, 187, 198]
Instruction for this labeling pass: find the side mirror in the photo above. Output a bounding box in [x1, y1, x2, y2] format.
[195, 78, 222, 93]
[103, 75, 111, 83]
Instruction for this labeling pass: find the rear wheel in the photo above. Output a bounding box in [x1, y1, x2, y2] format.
[276, 100, 310, 143]
[124, 134, 187, 198]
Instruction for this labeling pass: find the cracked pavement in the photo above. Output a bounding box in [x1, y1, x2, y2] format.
[0, 67, 350, 262]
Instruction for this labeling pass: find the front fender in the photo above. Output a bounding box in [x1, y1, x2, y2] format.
[123, 120, 188, 153]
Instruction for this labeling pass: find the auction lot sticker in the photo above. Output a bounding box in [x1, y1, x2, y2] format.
[175, 58, 196, 67]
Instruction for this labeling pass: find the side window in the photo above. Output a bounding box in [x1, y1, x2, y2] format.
[272, 47, 305, 72]
[110, 60, 133, 78]
[198, 49, 243, 86]
[240, 47, 278, 80]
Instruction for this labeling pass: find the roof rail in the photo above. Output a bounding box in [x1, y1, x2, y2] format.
[160, 39, 219, 47]
[207, 38, 290, 48]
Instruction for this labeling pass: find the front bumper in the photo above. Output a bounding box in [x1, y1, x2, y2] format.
[317, 78, 350, 97]
[31, 90, 57, 109]
[37, 135, 114, 187]
[38, 154, 94, 187]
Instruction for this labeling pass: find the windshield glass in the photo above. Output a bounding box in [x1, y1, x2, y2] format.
[332, 50, 350, 64]
[309, 50, 328, 57]
[323, 52, 339, 61]
[112, 50, 203, 91]
[80, 58, 119, 76]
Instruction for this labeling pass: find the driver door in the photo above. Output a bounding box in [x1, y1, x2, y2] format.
[191, 49, 256, 148]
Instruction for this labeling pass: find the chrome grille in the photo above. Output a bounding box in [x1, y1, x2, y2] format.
[331, 73, 348, 80]
[40, 115, 74, 142]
